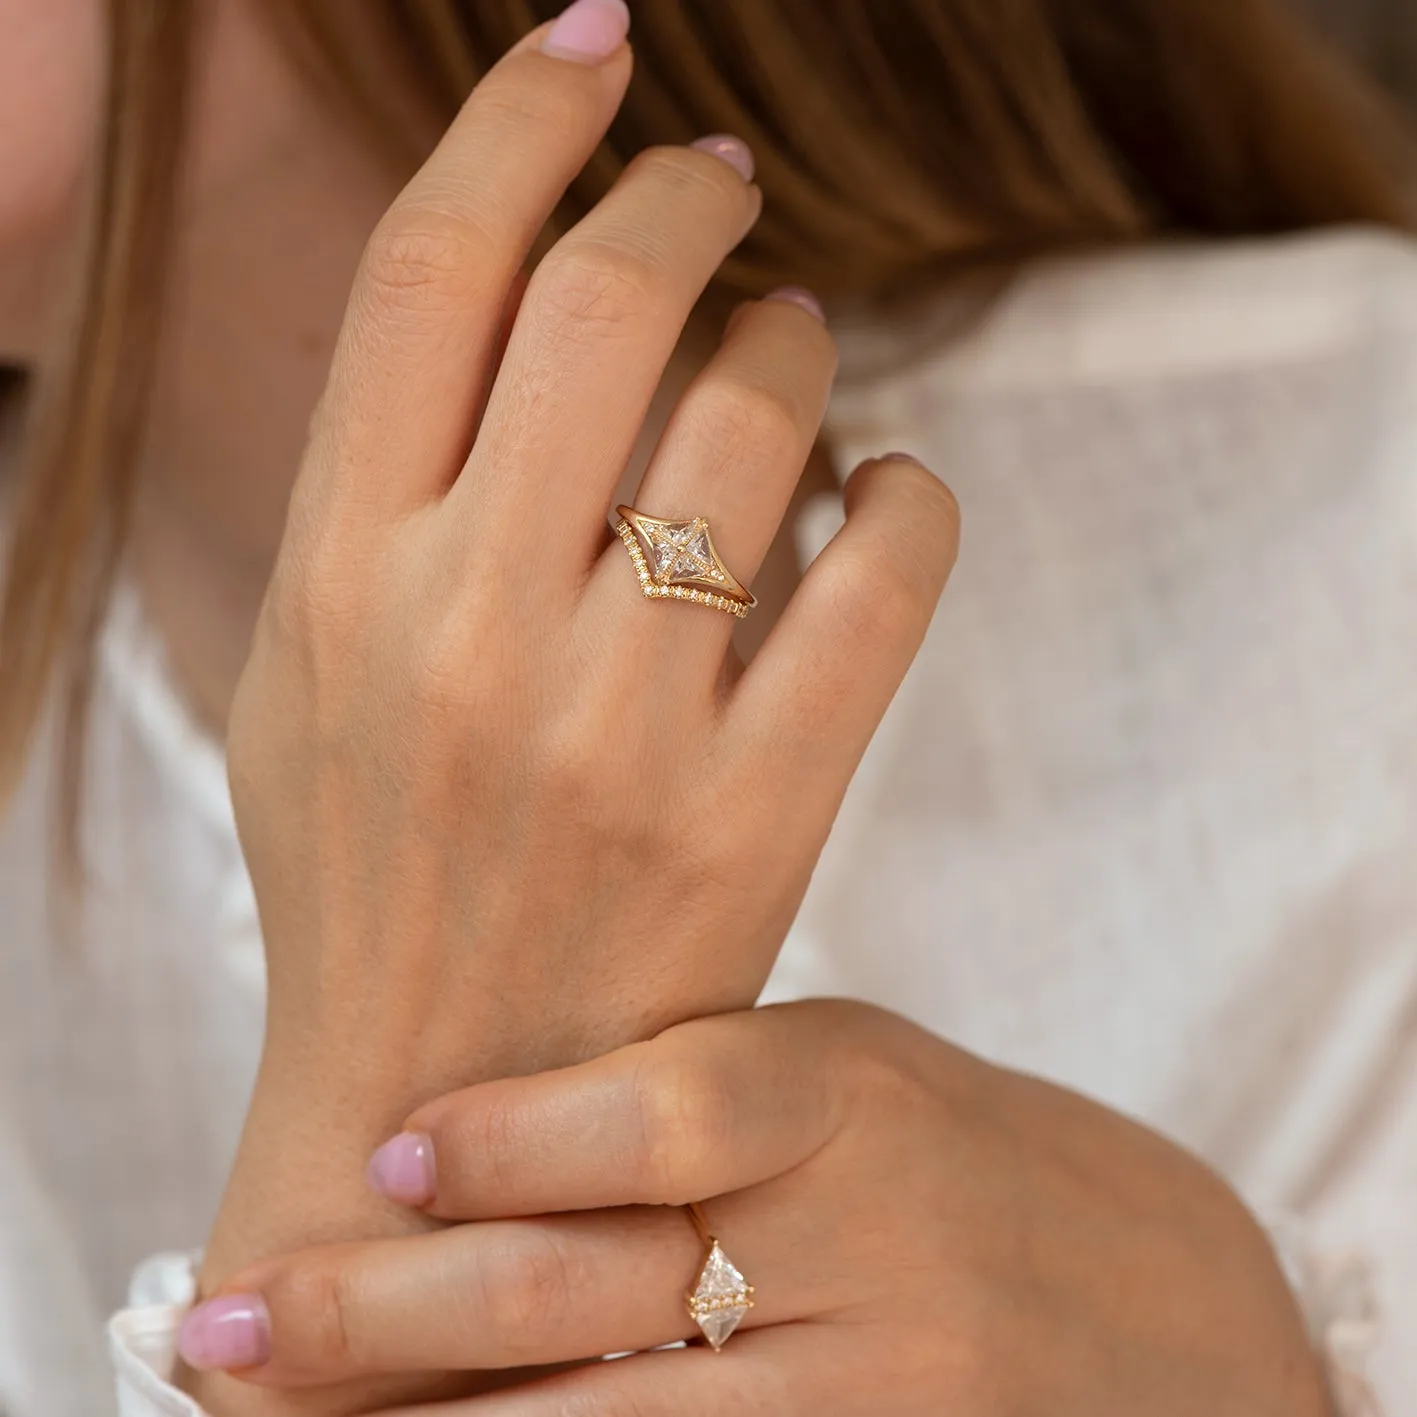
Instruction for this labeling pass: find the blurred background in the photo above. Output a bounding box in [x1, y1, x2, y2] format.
[1297, 0, 1417, 110]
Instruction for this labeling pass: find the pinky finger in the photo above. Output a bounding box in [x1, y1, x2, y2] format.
[731, 454, 960, 791]
[394, 1326, 853, 1416]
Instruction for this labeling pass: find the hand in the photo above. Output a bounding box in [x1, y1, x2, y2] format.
[200, 1, 958, 1405]
[186, 1002, 1330, 1416]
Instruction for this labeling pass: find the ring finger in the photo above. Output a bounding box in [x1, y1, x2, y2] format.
[592, 291, 837, 659]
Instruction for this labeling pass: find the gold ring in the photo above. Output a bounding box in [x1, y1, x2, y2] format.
[684, 1201, 755, 1351]
[615, 506, 757, 619]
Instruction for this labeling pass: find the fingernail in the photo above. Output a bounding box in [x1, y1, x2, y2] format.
[366, 1131, 436, 1206]
[691, 134, 755, 182]
[766, 286, 826, 323]
[541, 0, 630, 63]
[880, 451, 926, 466]
[177, 1295, 271, 1372]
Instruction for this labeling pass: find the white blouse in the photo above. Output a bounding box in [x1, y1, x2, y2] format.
[2, 228, 1413, 1415]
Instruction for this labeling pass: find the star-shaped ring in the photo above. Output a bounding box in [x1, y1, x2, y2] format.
[615, 505, 757, 619]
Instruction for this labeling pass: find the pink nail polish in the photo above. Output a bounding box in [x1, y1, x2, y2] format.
[366, 1131, 436, 1206]
[766, 286, 826, 323]
[541, 0, 630, 63]
[177, 1295, 271, 1372]
[691, 134, 755, 182]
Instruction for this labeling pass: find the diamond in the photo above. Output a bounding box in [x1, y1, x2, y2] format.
[618, 509, 753, 617]
[644, 518, 723, 585]
[687, 1242, 754, 1351]
[653, 538, 680, 576]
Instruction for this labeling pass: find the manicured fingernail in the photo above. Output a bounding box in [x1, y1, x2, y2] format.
[177, 1295, 271, 1372]
[766, 286, 826, 323]
[691, 134, 755, 182]
[366, 1131, 436, 1206]
[541, 0, 630, 63]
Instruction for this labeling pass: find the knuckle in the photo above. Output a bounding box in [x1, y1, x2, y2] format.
[848, 1045, 923, 1119]
[271, 1258, 362, 1370]
[359, 209, 490, 314]
[405, 608, 483, 720]
[254, 531, 375, 691]
[880, 459, 962, 552]
[905, 466, 963, 546]
[465, 1088, 532, 1198]
[632, 1052, 733, 1204]
[932, 477, 963, 539]
[400, 575, 516, 736]
[529, 727, 602, 817]
[828, 548, 923, 644]
[632, 142, 744, 202]
[690, 374, 807, 467]
[530, 237, 662, 335]
[528, 706, 645, 834]
[492, 1231, 578, 1348]
[471, 67, 586, 143]
[322, 1266, 363, 1368]
[263, 539, 350, 642]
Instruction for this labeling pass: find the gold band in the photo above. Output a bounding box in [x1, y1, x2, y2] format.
[684, 1202, 756, 1351]
[615, 507, 756, 619]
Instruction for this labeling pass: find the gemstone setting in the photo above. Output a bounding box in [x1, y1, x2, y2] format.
[613, 514, 753, 619]
[686, 1241, 755, 1351]
[644, 517, 728, 585]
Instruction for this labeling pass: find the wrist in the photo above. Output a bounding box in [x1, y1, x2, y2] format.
[200, 992, 602, 1287]
[200, 1051, 433, 1287]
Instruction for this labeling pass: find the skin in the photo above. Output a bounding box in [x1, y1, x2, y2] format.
[194, 1002, 1331, 1416]
[0, 0, 411, 726]
[0, 3, 1328, 1415]
[0, 0, 99, 366]
[192, 13, 963, 1411]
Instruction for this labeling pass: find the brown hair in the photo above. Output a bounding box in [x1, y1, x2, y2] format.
[2, 0, 1415, 848]
[1297, 0, 1417, 111]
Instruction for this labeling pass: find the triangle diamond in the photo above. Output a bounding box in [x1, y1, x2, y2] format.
[688, 1242, 754, 1351]
[671, 549, 709, 580]
[649, 534, 678, 575]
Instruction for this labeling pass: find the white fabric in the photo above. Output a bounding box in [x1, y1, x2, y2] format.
[0, 228, 1413, 1414]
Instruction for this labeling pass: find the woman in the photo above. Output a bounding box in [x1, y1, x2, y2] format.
[2, 1, 1414, 1413]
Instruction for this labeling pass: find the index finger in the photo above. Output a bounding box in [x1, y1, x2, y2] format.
[304, 1, 633, 518]
[373, 1004, 850, 1221]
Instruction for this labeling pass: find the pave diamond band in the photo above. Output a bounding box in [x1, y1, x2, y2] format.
[615, 507, 756, 619]
[685, 1202, 755, 1351]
